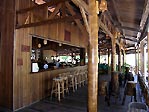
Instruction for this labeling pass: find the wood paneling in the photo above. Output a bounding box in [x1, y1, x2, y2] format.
[14, 12, 88, 111]
[0, 0, 15, 110]
[10, 0, 88, 110]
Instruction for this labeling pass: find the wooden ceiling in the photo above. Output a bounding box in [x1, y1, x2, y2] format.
[107, 0, 148, 54]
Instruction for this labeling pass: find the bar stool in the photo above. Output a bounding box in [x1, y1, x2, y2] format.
[68, 74, 75, 92]
[80, 71, 86, 86]
[59, 72, 69, 94]
[74, 70, 80, 90]
[50, 77, 64, 102]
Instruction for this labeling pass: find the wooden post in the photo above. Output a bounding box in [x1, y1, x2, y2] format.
[147, 22, 149, 83]
[137, 45, 140, 73]
[0, 0, 15, 110]
[98, 49, 100, 64]
[140, 41, 145, 76]
[118, 45, 121, 72]
[108, 48, 111, 75]
[138, 45, 140, 71]
[88, 0, 98, 112]
[111, 32, 117, 72]
[123, 49, 126, 72]
[135, 47, 138, 74]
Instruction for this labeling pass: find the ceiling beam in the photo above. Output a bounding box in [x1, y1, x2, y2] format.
[140, 0, 149, 31]
[16, 0, 70, 14]
[98, 19, 114, 38]
[48, 3, 62, 19]
[80, 7, 90, 34]
[61, 2, 67, 17]
[125, 36, 138, 41]
[121, 37, 138, 42]
[70, 0, 89, 14]
[124, 34, 137, 38]
[116, 26, 140, 32]
[125, 44, 135, 48]
[16, 14, 81, 29]
[65, 1, 88, 36]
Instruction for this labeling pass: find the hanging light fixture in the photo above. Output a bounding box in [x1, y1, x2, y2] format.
[38, 43, 41, 48]
[59, 43, 62, 46]
[43, 39, 47, 45]
[99, 0, 107, 12]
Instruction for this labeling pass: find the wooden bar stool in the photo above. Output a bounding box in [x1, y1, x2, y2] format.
[59, 72, 69, 94]
[74, 70, 80, 90]
[68, 74, 75, 92]
[80, 71, 86, 86]
[50, 77, 64, 102]
[84, 70, 88, 84]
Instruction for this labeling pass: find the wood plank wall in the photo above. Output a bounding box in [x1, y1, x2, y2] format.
[14, 21, 88, 110]
[0, 0, 15, 110]
[13, 1, 88, 110]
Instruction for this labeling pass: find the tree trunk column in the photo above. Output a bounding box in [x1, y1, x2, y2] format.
[111, 32, 117, 72]
[137, 45, 140, 74]
[88, 0, 98, 112]
[135, 47, 138, 74]
[118, 45, 121, 72]
[147, 23, 149, 83]
[123, 49, 126, 73]
[108, 48, 111, 75]
[140, 41, 144, 76]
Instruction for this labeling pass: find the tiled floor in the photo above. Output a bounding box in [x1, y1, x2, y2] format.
[0, 80, 144, 112]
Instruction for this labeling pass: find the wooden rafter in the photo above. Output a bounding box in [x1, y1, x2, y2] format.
[125, 36, 138, 41]
[16, 15, 81, 29]
[71, 0, 89, 14]
[140, 0, 149, 31]
[48, 3, 62, 19]
[117, 26, 140, 32]
[80, 7, 90, 34]
[65, 1, 88, 36]
[121, 37, 138, 42]
[98, 19, 114, 38]
[16, 0, 70, 14]
[61, 2, 66, 17]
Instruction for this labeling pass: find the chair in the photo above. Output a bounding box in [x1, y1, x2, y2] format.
[128, 102, 148, 112]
